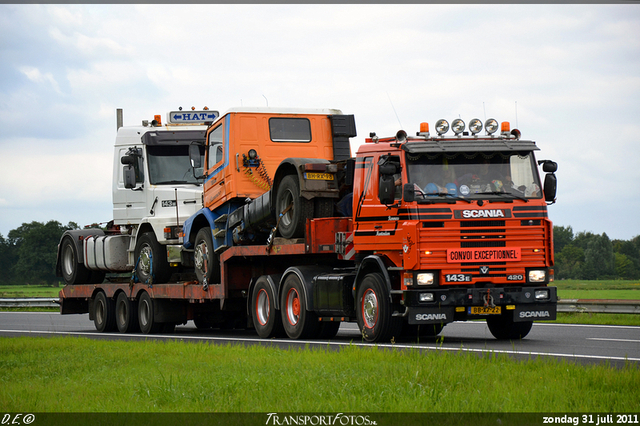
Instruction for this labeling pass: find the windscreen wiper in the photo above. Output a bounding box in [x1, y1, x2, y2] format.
[478, 191, 528, 202]
[419, 192, 473, 204]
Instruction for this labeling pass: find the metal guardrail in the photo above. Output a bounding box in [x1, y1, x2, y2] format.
[0, 298, 638, 314]
[557, 299, 640, 315]
[0, 298, 59, 308]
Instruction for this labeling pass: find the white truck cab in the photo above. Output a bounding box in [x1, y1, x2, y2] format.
[56, 108, 218, 285]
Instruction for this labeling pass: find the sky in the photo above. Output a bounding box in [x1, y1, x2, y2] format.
[1, 4, 639, 241]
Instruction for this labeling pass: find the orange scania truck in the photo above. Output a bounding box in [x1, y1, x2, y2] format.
[58, 108, 558, 342]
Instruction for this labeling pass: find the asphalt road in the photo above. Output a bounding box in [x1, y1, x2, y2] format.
[1, 312, 638, 367]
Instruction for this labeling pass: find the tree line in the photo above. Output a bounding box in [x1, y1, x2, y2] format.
[553, 226, 640, 280]
[0, 221, 639, 286]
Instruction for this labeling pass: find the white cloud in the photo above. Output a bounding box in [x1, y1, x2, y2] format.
[0, 4, 639, 240]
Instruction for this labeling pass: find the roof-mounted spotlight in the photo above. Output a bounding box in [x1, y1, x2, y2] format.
[469, 118, 483, 135]
[452, 119, 465, 135]
[435, 119, 449, 136]
[485, 118, 499, 135]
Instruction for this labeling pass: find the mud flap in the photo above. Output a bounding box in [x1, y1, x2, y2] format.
[513, 304, 557, 322]
[407, 307, 455, 325]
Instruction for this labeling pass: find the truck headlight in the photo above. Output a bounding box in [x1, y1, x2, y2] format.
[535, 289, 549, 300]
[416, 273, 435, 286]
[528, 270, 546, 283]
[419, 293, 434, 302]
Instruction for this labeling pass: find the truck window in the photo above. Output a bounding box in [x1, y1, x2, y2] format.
[269, 118, 311, 142]
[208, 125, 223, 168]
[147, 144, 204, 185]
[405, 151, 542, 199]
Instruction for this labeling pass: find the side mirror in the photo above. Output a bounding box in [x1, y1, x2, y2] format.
[121, 155, 135, 165]
[403, 183, 415, 203]
[379, 175, 395, 205]
[538, 160, 558, 173]
[189, 143, 202, 169]
[543, 173, 557, 203]
[123, 165, 137, 189]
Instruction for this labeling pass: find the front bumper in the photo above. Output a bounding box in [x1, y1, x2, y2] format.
[400, 286, 557, 324]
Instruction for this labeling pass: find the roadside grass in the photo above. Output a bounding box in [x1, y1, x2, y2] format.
[0, 285, 61, 298]
[0, 336, 638, 413]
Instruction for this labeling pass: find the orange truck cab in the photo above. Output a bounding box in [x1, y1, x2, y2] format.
[346, 118, 558, 340]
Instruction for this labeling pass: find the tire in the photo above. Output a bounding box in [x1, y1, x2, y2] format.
[275, 175, 313, 239]
[252, 276, 285, 338]
[138, 291, 162, 334]
[194, 227, 220, 285]
[314, 198, 334, 218]
[280, 273, 319, 339]
[134, 232, 171, 284]
[356, 273, 402, 343]
[93, 291, 116, 333]
[486, 315, 533, 340]
[60, 237, 91, 285]
[115, 292, 139, 333]
[318, 321, 341, 340]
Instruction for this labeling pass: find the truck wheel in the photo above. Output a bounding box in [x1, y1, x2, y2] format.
[356, 273, 402, 343]
[60, 236, 91, 284]
[135, 232, 171, 284]
[138, 291, 162, 334]
[280, 273, 319, 339]
[115, 292, 139, 333]
[276, 175, 313, 239]
[93, 291, 116, 332]
[252, 276, 285, 338]
[194, 227, 220, 285]
[486, 316, 533, 340]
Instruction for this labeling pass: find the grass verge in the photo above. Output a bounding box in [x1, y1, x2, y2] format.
[0, 336, 638, 413]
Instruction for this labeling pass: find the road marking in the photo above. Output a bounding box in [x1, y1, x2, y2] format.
[587, 338, 640, 343]
[1, 328, 639, 363]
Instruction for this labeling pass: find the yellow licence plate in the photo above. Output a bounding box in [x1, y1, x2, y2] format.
[305, 172, 334, 180]
[468, 306, 502, 315]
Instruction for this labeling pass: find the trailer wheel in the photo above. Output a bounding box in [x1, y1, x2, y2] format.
[60, 236, 91, 285]
[115, 292, 139, 333]
[280, 274, 319, 339]
[135, 232, 170, 284]
[194, 227, 220, 285]
[486, 316, 533, 340]
[138, 291, 162, 334]
[356, 273, 402, 343]
[93, 291, 116, 333]
[252, 276, 285, 338]
[275, 175, 313, 239]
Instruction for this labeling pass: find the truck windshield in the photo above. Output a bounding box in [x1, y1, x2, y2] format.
[147, 145, 205, 185]
[405, 151, 542, 201]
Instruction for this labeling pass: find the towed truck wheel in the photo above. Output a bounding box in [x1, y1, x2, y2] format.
[60, 237, 90, 284]
[135, 232, 171, 284]
[252, 276, 285, 338]
[486, 315, 533, 340]
[280, 273, 319, 339]
[356, 273, 402, 343]
[194, 227, 220, 285]
[275, 175, 313, 239]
